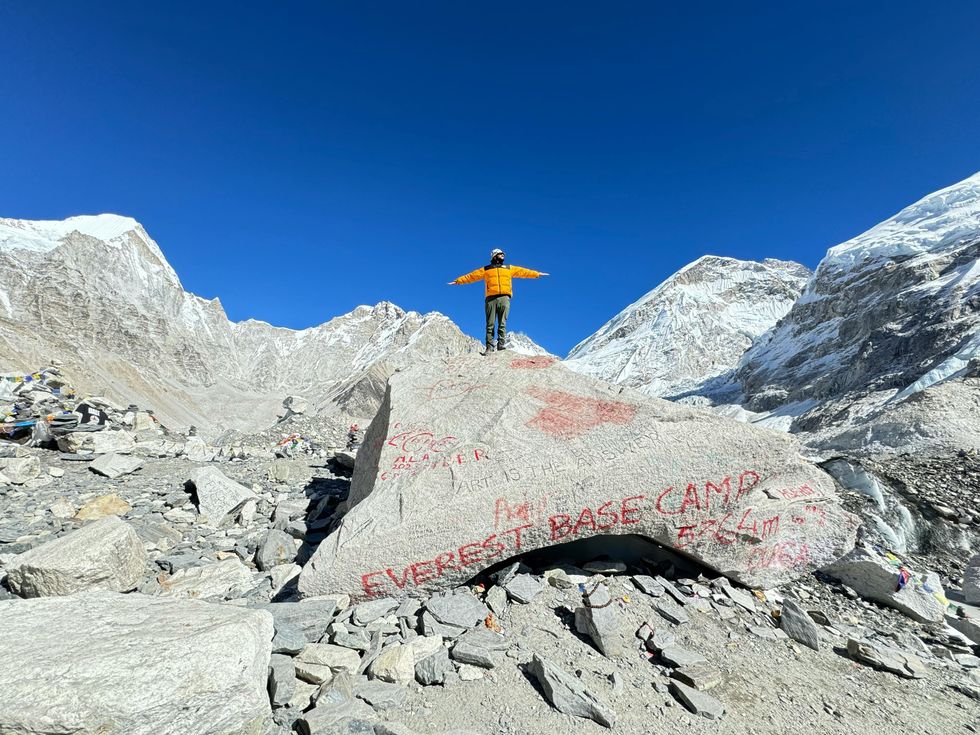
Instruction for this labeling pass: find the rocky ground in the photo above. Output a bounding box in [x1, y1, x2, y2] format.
[1, 439, 979, 735]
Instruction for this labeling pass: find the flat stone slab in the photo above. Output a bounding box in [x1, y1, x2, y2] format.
[577, 582, 624, 657]
[299, 353, 858, 600]
[670, 680, 726, 719]
[425, 591, 489, 628]
[659, 646, 707, 668]
[0, 591, 272, 734]
[780, 598, 821, 650]
[5, 516, 147, 597]
[89, 452, 143, 479]
[529, 653, 615, 728]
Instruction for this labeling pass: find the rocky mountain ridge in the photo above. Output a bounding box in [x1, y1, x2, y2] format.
[734, 171, 980, 453]
[564, 256, 810, 397]
[0, 215, 478, 435]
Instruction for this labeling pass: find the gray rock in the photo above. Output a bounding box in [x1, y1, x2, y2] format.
[485, 584, 509, 617]
[846, 638, 928, 679]
[5, 516, 147, 597]
[671, 663, 722, 691]
[780, 598, 820, 651]
[186, 467, 255, 526]
[368, 644, 415, 685]
[0, 456, 40, 484]
[333, 627, 372, 651]
[415, 647, 454, 685]
[252, 598, 349, 643]
[354, 680, 406, 710]
[583, 560, 627, 574]
[58, 430, 136, 455]
[256, 529, 296, 572]
[421, 610, 468, 638]
[656, 576, 695, 606]
[269, 654, 297, 707]
[577, 582, 624, 657]
[272, 622, 308, 655]
[654, 598, 689, 626]
[450, 629, 508, 669]
[491, 561, 528, 586]
[296, 644, 362, 685]
[659, 646, 707, 668]
[334, 450, 357, 470]
[298, 354, 858, 600]
[647, 628, 676, 652]
[88, 452, 143, 479]
[353, 597, 399, 625]
[670, 680, 726, 719]
[158, 557, 254, 601]
[947, 612, 980, 645]
[721, 584, 757, 612]
[299, 697, 377, 734]
[502, 573, 544, 604]
[824, 547, 947, 623]
[426, 592, 489, 628]
[632, 575, 665, 597]
[964, 553, 980, 605]
[528, 653, 615, 728]
[0, 591, 273, 734]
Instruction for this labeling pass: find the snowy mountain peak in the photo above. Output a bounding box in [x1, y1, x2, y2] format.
[0, 214, 477, 434]
[821, 170, 980, 271]
[736, 170, 980, 452]
[565, 255, 810, 397]
[0, 213, 141, 253]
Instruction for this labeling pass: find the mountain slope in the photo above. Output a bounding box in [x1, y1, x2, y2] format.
[564, 256, 810, 397]
[0, 215, 478, 434]
[735, 171, 980, 452]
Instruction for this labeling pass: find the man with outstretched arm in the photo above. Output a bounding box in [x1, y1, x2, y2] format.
[448, 248, 548, 353]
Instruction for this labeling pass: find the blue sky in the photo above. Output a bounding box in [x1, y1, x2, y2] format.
[2, 2, 979, 355]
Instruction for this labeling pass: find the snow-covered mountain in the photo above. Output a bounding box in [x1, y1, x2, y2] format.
[506, 332, 552, 356]
[735, 171, 980, 453]
[0, 215, 478, 434]
[564, 256, 810, 397]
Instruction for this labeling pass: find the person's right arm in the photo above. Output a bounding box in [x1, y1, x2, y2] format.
[448, 266, 485, 285]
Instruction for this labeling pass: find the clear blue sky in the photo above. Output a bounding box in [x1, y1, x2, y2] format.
[2, 2, 979, 355]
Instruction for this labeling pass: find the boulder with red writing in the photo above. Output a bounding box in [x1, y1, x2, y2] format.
[298, 352, 859, 600]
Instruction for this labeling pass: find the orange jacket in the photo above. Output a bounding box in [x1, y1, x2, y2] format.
[452, 264, 543, 298]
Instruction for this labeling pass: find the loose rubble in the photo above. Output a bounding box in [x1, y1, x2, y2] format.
[0, 362, 977, 735]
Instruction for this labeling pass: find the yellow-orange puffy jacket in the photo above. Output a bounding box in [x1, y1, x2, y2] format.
[452, 264, 543, 298]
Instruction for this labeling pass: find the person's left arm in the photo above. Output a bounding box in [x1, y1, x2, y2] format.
[510, 266, 549, 278]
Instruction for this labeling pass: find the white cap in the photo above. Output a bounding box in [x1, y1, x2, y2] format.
[490, 248, 505, 258]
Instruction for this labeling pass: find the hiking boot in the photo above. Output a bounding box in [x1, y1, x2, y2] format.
[496, 342, 507, 351]
[484, 343, 495, 355]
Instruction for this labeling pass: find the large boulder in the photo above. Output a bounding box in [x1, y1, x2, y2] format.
[57, 429, 135, 455]
[0, 591, 273, 734]
[299, 354, 858, 600]
[5, 516, 147, 597]
[186, 467, 256, 525]
[0, 456, 41, 485]
[823, 546, 948, 623]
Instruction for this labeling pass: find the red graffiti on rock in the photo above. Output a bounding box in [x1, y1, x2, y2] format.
[525, 387, 637, 438]
[548, 495, 646, 541]
[509, 356, 557, 369]
[360, 523, 533, 597]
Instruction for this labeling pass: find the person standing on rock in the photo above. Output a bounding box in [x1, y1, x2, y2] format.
[448, 249, 548, 353]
